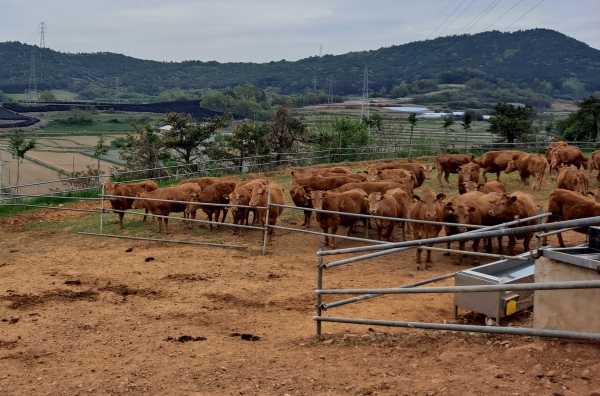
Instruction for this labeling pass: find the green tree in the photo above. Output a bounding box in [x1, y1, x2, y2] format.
[315, 117, 372, 150]
[161, 112, 231, 164]
[407, 113, 418, 157]
[577, 95, 600, 140]
[8, 131, 36, 194]
[461, 113, 472, 153]
[120, 123, 168, 178]
[224, 123, 270, 170]
[487, 103, 535, 143]
[441, 115, 454, 149]
[268, 106, 311, 162]
[39, 90, 57, 102]
[93, 135, 109, 185]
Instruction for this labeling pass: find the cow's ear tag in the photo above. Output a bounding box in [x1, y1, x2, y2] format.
[447, 209, 454, 213]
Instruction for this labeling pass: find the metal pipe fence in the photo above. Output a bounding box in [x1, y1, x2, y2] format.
[3, 138, 599, 194]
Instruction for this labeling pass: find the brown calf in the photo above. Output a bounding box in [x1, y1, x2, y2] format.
[457, 163, 480, 195]
[104, 180, 159, 229]
[472, 150, 526, 182]
[434, 154, 473, 186]
[249, 184, 286, 245]
[544, 189, 600, 247]
[488, 192, 538, 255]
[504, 153, 547, 191]
[408, 189, 447, 269]
[556, 167, 590, 196]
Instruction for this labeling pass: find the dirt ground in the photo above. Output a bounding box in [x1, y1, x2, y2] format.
[1, 201, 600, 396]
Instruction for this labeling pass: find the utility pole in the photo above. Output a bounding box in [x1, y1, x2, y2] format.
[27, 49, 38, 104]
[326, 76, 335, 108]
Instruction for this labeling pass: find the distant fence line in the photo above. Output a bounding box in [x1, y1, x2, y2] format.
[1, 139, 599, 196]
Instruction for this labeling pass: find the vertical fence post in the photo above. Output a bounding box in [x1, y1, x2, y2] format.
[100, 183, 105, 235]
[537, 205, 543, 250]
[262, 186, 272, 255]
[37, 178, 40, 195]
[316, 244, 324, 336]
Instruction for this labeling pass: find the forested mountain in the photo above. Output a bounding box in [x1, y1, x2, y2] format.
[1, 29, 599, 101]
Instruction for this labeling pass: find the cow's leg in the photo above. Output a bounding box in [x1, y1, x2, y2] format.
[208, 212, 214, 231]
[142, 208, 149, 222]
[557, 232, 566, 248]
[400, 222, 406, 241]
[330, 224, 339, 248]
[425, 244, 433, 266]
[415, 247, 423, 268]
[377, 223, 383, 241]
[508, 236, 516, 255]
[437, 170, 443, 186]
[455, 241, 465, 265]
[157, 217, 163, 233]
[118, 212, 125, 230]
[164, 216, 169, 234]
[221, 208, 228, 224]
[496, 171, 501, 181]
[497, 236, 503, 254]
[306, 211, 312, 228]
[444, 171, 451, 186]
[323, 226, 330, 247]
[523, 234, 532, 252]
[387, 223, 394, 242]
[362, 218, 369, 239]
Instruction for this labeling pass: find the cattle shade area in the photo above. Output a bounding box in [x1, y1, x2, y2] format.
[2, 159, 600, 395]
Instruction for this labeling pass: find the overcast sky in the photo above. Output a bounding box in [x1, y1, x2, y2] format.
[2, 0, 599, 63]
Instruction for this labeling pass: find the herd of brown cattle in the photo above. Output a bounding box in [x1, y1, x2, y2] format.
[102, 141, 600, 269]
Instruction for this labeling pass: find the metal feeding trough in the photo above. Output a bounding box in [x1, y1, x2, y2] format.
[542, 226, 600, 273]
[454, 254, 536, 324]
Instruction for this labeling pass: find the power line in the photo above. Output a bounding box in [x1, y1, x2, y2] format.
[504, 0, 545, 30]
[437, 0, 476, 37]
[458, 0, 502, 35]
[482, 0, 524, 31]
[426, 0, 467, 40]
[412, 0, 455, 42]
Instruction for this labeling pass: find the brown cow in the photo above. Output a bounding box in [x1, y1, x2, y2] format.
[367, 188, 409, 242]
[289, 184, 313, 227]
[366, 163, 432, 187]
[290, 166, 352, 182]
[505, 153, 547, 191]
[556, 167, 590, 196]
[462, 180, 507, 194]
[228, 180, 267, 236]
[550, 146, 588, 178]
[249, 184, 286, 245]
[544, 189, 600, 247]
[131, 184, 201, 233]
[178, 176, 238, 190]
[310, 189, 369, 248]
[545, 141, 568, 163]
[434, 154, 473, 186]
[457, 163, 480, 195]
[294, 175, 357, 192]
[104, 180, 159, 229]
[587, 150, 600, 184]
[369, 168, 417, 184]
[488, 192, 538, 255]
[319, 172, 367, 182]
[329, 181, 406, 195]
[443, 191, 485, 264]
[472, 151, 526, 182]
[450, 192, 505, 265]
[185, 181, 236, 230]
[408, 190, 447, 269]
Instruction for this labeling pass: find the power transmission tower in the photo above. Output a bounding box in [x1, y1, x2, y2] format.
[27, 49, 39, 104]
[114, 77, 121, 104]
[39, 22, 46, 48]
[360, 66, 373, 119]
[39, 22, 46, 78]
[313, 44, 322, 91]
[326, 76, 335, 108]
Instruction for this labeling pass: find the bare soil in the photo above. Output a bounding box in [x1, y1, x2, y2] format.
[1, 200, 599, 396]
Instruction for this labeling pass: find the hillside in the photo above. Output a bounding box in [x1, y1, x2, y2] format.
[1, 29, 599, 100]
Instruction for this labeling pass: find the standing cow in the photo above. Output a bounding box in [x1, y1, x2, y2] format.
[249, 184, 286, 245]
[504, 153, 547, 191]
[488, 192, 538, 255]
[104, 180, 159, 229]
[409, 190, 447, 269]
[472, 151, 526, 182]
[434, 154, 473, 186]
[457, 163, 480, 195]
[556, 167, 590, 197]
